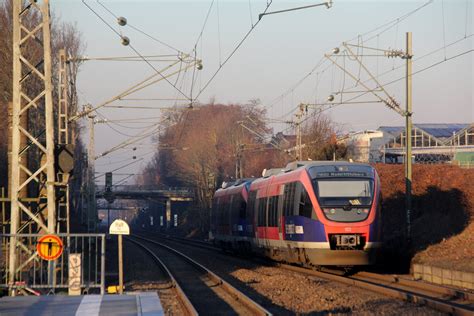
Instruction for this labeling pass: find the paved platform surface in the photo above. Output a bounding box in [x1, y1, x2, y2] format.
[0, 292, 163, 316]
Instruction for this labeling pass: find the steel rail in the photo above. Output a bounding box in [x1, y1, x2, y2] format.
[355, 271, 474, 302]
[125, 237, 197, 316]
[151, 233, 474, 315]
[132, 235, 272, 316]
[278, 264, 474, 316]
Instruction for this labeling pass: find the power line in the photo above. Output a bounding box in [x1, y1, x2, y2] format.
[267, 0, 435, 121]
[194, 0, 216, 49]
[300, 48, 473, 126]
[112, 174, 135, 186]
[217, 0, 222, 66]
[346, 0, 434, 44]
[258, 1, 332, 20]
[94, 158, 145, 179]
[270, 29, 472, 123]
[96, 124, 160, 159]
[194, 0, 274, 100]
[96, 0, 184, 54]
[81, 0, 192, 101]
[382, 49, 473, 87]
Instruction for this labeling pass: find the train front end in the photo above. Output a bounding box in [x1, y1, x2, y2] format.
[307, 163, 381, 266]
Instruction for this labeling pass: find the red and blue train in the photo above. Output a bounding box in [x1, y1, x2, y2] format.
[211, 161, 382, 266]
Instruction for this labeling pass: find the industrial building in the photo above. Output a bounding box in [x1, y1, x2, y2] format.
[341, 123, 474, 166]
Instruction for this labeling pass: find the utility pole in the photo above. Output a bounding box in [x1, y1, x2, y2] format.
[324, 33, 414, 241]
[235, 143, 244, 179]
[9, 0, 56, 295]
[87, 106, 97, 232]
[405, 32, 413, 240]
[295, 104, 305, 160]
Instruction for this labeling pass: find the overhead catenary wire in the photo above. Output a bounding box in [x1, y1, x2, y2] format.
[81, 0, 192, 102]
[269, 28, 472, 123]
[71, 57, 195, 120]
[346, 0, 434, 44]
[296, 48, 472, 123]
[96, 124, 160, 159]
[96, 0, 185, 54]
[112, 174, 135, 186]
[96, 156, 140, 167]
[306, 48, 473, 124]
[193, 0, 216, 49]
[441, 0, 447, 60]
[274, 40, 471, 131]
[248, 0, 254, 27]
[71, 54, 187, 62]
[217, 0, 222, 66]
[94, 157, 145, 179]
[267, 0, 435, 120]
[338, 34, 473, 94]
[465, 0, 470, 38]
[194, 0, 274, 100]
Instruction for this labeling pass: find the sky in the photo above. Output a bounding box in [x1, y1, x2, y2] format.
[50, 0, 473, 185]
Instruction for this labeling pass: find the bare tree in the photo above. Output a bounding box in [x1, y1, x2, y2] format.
[302, 113, 348, 161]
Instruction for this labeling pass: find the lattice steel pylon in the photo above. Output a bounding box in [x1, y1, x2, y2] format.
[56, 48, 71, 235]
[9, 0, 56, 295]
[58, 49, 68, 146]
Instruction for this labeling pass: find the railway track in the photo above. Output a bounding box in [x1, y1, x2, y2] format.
[281, 264, 474, 316]
[125, 237, 197, 316]
[148, 233, 474, 315]
[128, 235, 272, 316]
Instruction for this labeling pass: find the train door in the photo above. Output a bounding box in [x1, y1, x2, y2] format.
[246, 190, 257, 239]
[254, 193, 260, 240]
[260, 196, 270, 248]
[277, 185, 284, 240]
[211, 197, 218, 237]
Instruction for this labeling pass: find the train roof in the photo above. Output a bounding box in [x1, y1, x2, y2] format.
[283, 160, 373, 172]
[256, 160, 374, 184]
[215, 178, 255, 196]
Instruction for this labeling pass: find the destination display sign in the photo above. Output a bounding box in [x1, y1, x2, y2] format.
[315, 171, 368, 177]
[309, 165, 374, 179]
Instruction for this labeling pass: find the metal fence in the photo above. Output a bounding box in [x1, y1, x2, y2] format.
[0, 234, 105, 295]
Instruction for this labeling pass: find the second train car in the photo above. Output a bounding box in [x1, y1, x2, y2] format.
[211, 161, 382, 266]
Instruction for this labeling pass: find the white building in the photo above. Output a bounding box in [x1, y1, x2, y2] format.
[340, 123, 474, 165]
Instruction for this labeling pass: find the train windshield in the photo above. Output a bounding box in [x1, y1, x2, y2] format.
[313, 179, 374, 207]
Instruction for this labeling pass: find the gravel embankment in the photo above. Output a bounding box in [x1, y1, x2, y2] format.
[154, 237, 445, 315]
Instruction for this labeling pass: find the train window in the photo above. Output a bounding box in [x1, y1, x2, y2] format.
[268, 196, 279, 227]
[212, 198, 218, 227]
[299, 186, 316, 219]
[257, 197, 267, 226]
[283, 182, 296, 216]
[239, 200, 246, 219]
[247, 190, 257, 224]
[267, 196, 273, 227]
[278, 194, 284, 230]
[267, 196, 273, 226]
[231, 195, 243, 221]
[261, 199, 265, 226]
